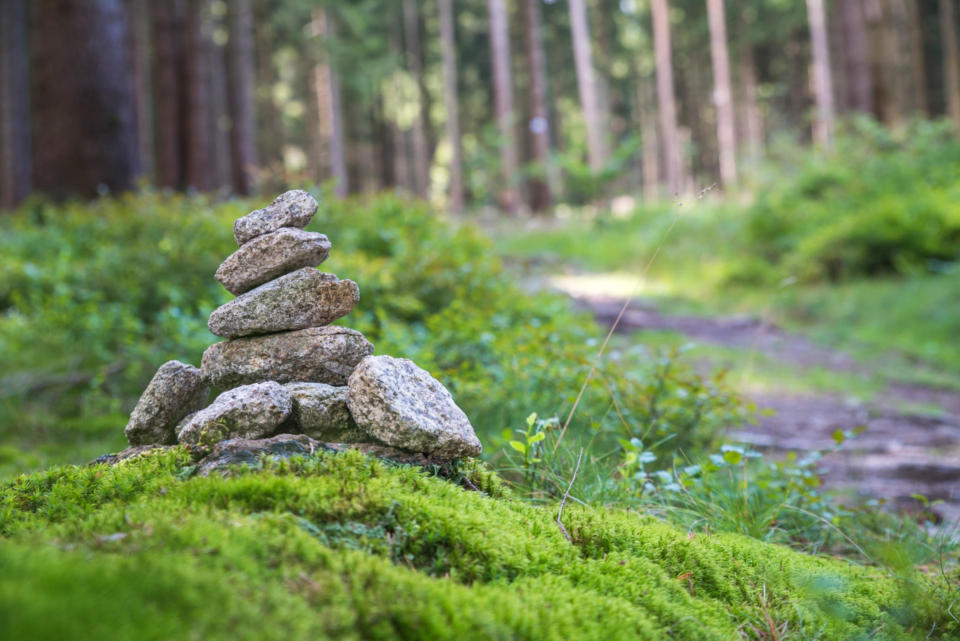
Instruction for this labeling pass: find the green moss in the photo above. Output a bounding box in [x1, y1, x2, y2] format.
[0, 449, 951, 640]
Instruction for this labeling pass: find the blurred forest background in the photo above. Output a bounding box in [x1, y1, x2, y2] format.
[2, 0, 959, 208]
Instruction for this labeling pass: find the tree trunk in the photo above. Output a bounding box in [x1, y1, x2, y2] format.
[522, 0, 551, 211]
[907, 0, 928, 115]
[226, 0, 258, 195]
[402, 0, 430, 198]
[651, 0, 681, 196]
[437, 0, 464, 212]
[941, 0, 960, 126]
[838, 0, 873, 115]
[209, 7, 232, 191]
[151, 0, 182, 189]
[706, 0, 736, 187]
[568, 0, 606, 172]
[313, 9, 347, 197]
[127, 0, 153, 184]
[0, 0, 31, 209]
[488, 0, 519, 212]
[806, 0, 836, 147]
[183, 0, 211, 191]
[635, 77, 660, 202]
[32, 0, 139, 199]
[738, 40, 764, 161]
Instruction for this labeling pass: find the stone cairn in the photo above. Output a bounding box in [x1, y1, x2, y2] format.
[115, 190, 481, 472]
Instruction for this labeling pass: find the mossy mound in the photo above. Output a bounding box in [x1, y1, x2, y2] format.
[0, 449, 948, 640]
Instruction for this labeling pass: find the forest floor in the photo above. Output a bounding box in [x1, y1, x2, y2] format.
[518, 265, 960, 525]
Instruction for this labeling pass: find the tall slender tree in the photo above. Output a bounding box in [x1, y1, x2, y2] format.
[0, 0, 31, 209]
[488, 0, 519, 212]
[568, 0, 606, 172]
[313, 8, 347, 197]
[127, 0, 153, 183]
[32, 0, 139, 198]
[226, 0, 258, 194]
[437, 0, 464, 211]
[807, 0, 835, 147]
[907, 0, 928, 115]
[151, 0, 182, 189]
[738, 37, 764, 161]
[651, 0, 681, 195]
[184, 0, 212, 191]
[402, 0, 430, 198]
[838, 0, 872, 115]
[941, 0, 960, 127]
[522, 0, 552, 211]
[706, 0, 736, 187]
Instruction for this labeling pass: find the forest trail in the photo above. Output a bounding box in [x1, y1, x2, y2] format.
[569, 290, 960, 524]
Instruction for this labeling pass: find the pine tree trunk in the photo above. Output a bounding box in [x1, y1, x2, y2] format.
[151, 0, 182, 189]
[32, 0, 139, 198]
[635, 77, 660, 202]
[706, 0, 737, 187]
[226, 0, 258, 195]
[488, 0, 519, 212]
[839, 0, 873, 114]
[907, 0, 928, 115]
[184, 0, 211, 191]
[402, 0, 430, 198]
[437, 0, 464, 211]
[651, 0, 681, 196]
[522, 0, 551, 211]
[0, 0, 31, 209]
[806, 0, 835, 147]
[738, 40, 764, 161]
[313, 9, 347, 197]
[941, 0, 960, 126]
[568, 0, 606, 172]
[127, 0, 153, 183]
[209, 8, 232, 191]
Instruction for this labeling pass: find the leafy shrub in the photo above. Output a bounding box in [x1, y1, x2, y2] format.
[741, 119, 960, 282]
[0, 190, 742, 473]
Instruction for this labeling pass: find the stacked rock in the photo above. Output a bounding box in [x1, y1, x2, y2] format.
[121, 190, 481, 465]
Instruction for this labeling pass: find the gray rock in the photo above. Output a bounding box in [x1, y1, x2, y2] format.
[124, 361, 210, 446]
[346, 355, 482, 459]
[177, 382, 293, 449]
[233, 190, 318, 246]
[208, 268, 359, 339]
[90, 444, 175, 466]
[215, 228, 331, 295]
[201, 326, 374, 389]
[284, 382, 372, 442]
[195, 434, 334, 476]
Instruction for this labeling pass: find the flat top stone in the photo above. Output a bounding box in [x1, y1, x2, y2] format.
[216, 228, 331, 295]
[346, 355, 482, 459]
[201, 326, 374, 389]
[208, 268, 359, 339]
[234, 190, 318, 246]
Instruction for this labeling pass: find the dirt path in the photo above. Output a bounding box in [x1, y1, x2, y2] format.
[576, 293, 960, 524]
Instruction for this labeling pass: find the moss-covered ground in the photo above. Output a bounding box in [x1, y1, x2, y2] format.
[1, 448, 952, 640]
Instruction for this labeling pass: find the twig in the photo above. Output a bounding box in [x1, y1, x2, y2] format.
[461, 475, 480, 492]
[556, 447, 585, 542]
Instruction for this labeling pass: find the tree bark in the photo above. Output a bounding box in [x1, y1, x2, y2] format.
[313, 9, 347, 197]
[906, 0, 928, 115]
[635, 77, 660, 202]
[209, 7, 232, 191]
[568, 0, 606, 172]
[488, 0, 519, 212]
[941, 0, 960, 127]
[437, 0, 464, 212]
[838, 0, 873, 115]
[522, 0, 551, 211]
[127, 0, 153, 184]
[806, 0, 836, 147]
[651, 0, 681, 196]
[226, 0, 258, 195]
[738, 40, 764, 161]
[32, 0, 139, 199]
[402, 0, 430, 198]
[0, 0, 31, 209]
[183, 0, 211, 191]
[706, 0, 736, 187]
[150, 0, 181, 189]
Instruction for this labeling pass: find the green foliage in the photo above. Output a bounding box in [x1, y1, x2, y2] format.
[1, 448, 952, 640]
[0, 190, 740, 475]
